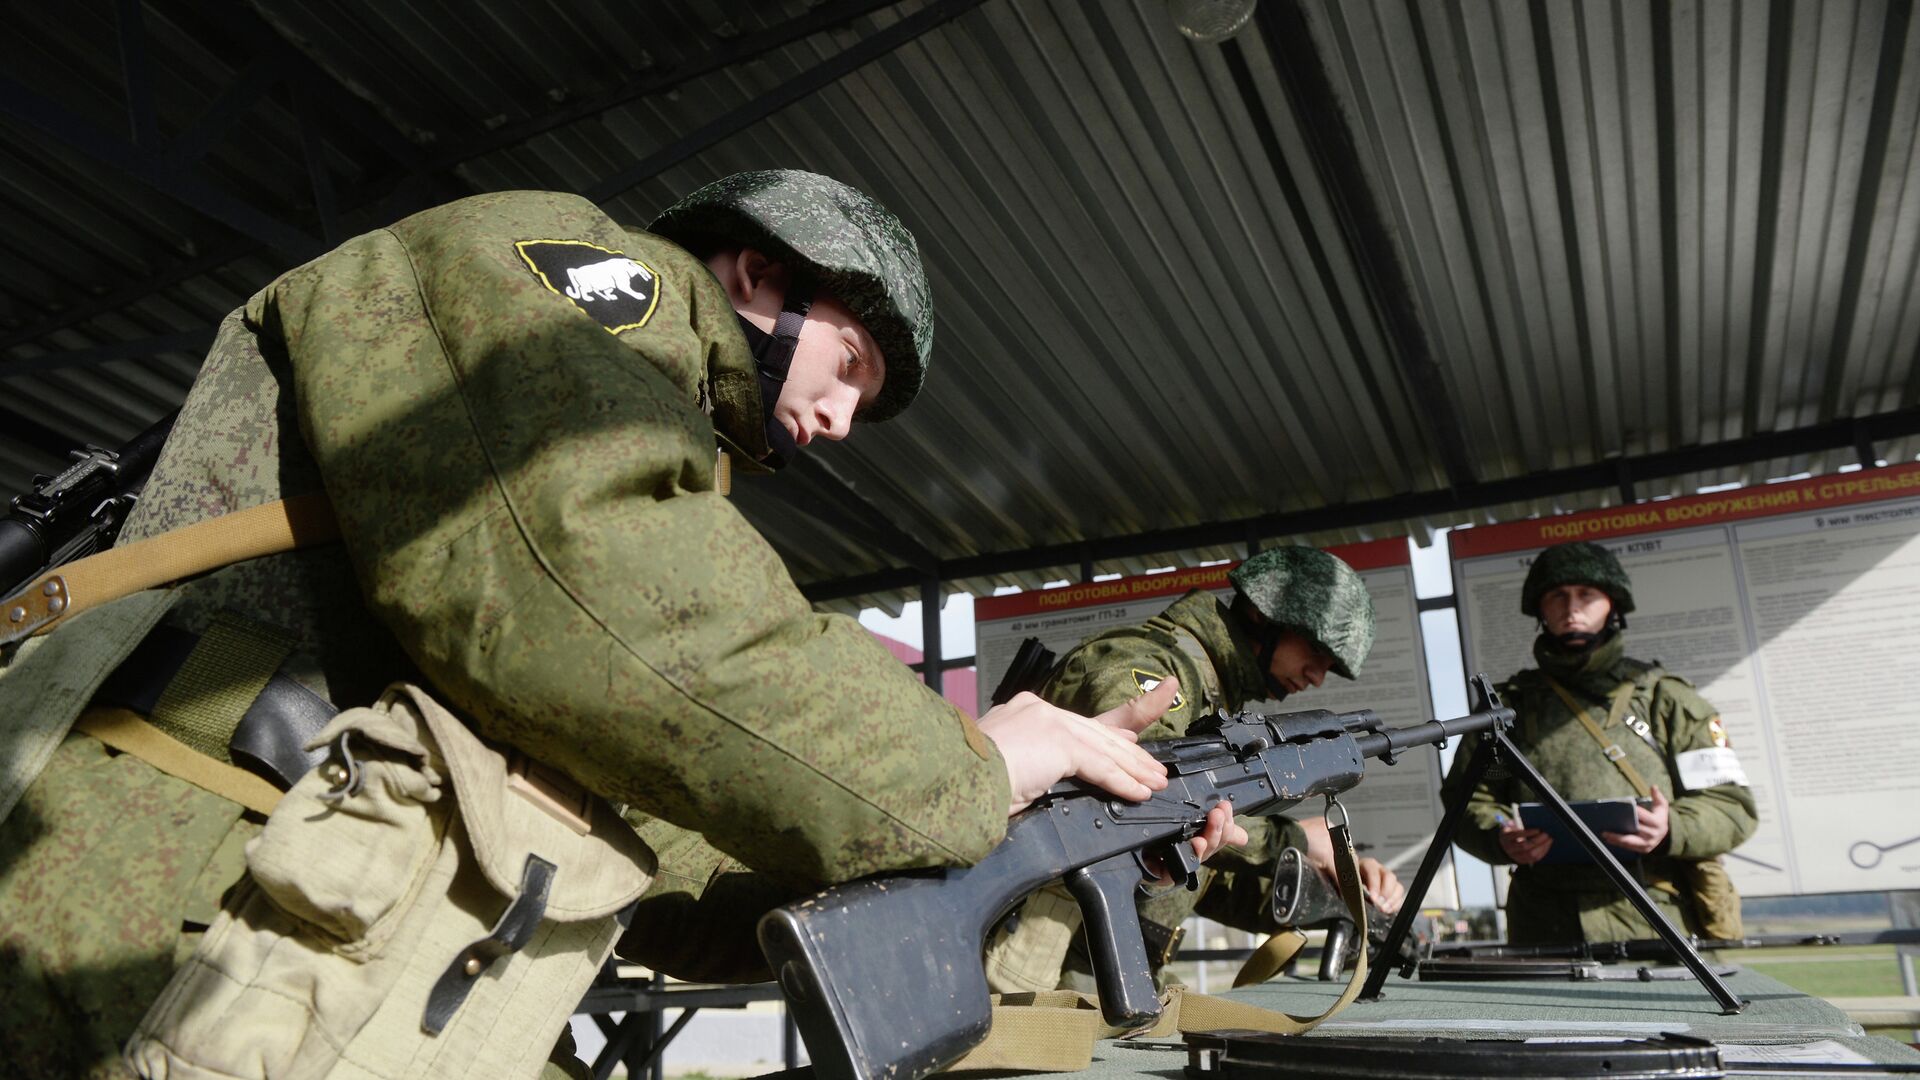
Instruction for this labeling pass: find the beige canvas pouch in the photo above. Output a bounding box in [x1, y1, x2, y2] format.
[126, 682, 654, 1080]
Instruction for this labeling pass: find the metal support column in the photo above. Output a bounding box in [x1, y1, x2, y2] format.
[920, 577, 943, 696]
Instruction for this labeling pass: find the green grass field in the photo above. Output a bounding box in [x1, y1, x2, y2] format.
[1735, 945, 1917, 1043]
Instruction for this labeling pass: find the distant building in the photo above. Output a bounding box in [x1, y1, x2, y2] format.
[870, 633, 978, 719]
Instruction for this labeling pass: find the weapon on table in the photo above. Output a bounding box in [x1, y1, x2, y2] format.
[1, 410, 175, 601]
[762, 674, 1748, 1080]
[761, 676, 1522, 1080]
[1267, 843, 1428, 981]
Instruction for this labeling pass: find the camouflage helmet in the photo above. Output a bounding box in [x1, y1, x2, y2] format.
[650, 169, 933, 423]
[1229, 547, 1375, 679]
[1520, 541, 1635, 617]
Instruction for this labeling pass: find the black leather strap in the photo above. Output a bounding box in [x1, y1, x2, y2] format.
[423, 854, 557, 1035]
[228, 674, 335, 789]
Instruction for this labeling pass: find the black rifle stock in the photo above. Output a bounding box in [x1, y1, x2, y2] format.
[1269, 843, 1425, 981]
[758, 677, 1515, 1080]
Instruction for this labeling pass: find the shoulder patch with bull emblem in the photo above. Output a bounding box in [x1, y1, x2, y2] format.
[515, 239, 661, 333]
[1131, 668, 1185, 712]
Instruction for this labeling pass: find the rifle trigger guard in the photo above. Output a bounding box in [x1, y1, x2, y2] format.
[1323, 793, 1349, 832]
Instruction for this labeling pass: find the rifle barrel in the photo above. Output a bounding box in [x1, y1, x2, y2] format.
[1352, 706, 1511, 762]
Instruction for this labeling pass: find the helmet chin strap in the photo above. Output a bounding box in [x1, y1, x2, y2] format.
[734, 282, 816, 471]
[1253, 625, 1292, 703]
[1545, 612, 1627, 652]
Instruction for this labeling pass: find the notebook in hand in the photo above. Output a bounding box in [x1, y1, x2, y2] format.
[1516, 798, 1649, 865]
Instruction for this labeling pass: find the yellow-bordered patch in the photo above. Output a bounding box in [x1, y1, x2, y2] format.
[1131, 668, 1185, 711]
[514, 239, 661, 333]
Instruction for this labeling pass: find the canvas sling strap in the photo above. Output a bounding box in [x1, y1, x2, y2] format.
[2, 492, 340, 646]
[75, 705, 284, 815]
[948, 814, 1370, 1073]
[1546, 676, 1654, 798]
[2, 494, 341, 815]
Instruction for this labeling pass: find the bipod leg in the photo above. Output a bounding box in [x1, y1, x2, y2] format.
[1359, 731, 1497, 1002]
[1493, 729, 1747, 1015]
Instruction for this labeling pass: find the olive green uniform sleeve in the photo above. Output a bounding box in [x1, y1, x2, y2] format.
[1039, 635, 1208, 740]
[259, 192, 1007, 887]
[1654, 680, 1758, 860]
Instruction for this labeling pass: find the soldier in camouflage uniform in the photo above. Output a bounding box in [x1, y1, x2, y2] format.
[1441, 541, 1757, 945]
[0, 172, 1234, 1078]
[983, 547, 1405, 993]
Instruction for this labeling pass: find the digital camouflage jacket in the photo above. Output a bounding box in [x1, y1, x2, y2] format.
[0, 191, 1006, 1075]
[1442, 633, 1758, 944]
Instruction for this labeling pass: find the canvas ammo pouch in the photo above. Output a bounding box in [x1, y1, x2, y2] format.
[126, 682, 655, 1080]
[1677, 855, 1743, 940]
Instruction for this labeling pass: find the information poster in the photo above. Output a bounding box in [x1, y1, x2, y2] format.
[1450, 465, 1920, 897]
[975, 539, 1458, 907]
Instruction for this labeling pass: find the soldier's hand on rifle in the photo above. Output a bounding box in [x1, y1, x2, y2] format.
[1140, 800, 1249, 885]
[1302, 818, 1405, 912]
[1601, 785, 1671, 854]
[1359, 858, 1406, 914]
[1498, 818, 1553, 865]
[978, 678, 1181, 815]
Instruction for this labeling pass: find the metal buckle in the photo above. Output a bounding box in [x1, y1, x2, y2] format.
[1604, 744, 1627, 761]
[2, 574, 71, 646]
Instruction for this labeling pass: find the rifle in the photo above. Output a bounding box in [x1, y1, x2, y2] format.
[1, 410, 175, 601]
[1267, 843, 1427, 981]
[759, 676, 1516, 1080]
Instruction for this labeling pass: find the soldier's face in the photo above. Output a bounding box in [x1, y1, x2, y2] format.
[768, 292, 886, 447]
[1267, 630, 1334, 694]
[717, 248, 886, 446]
[1539, 584, 1611, 635]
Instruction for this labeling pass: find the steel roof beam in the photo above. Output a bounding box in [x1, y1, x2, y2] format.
[0, 329, 216, 377]
[416, 0, 906, 175]
[0, 1, 940, 352]
[584, 0, 989, 204]
[1815, 0, 1915, 422]
[0, 76, 324, 262]
[0, 237, 252, 352]
[0, 403, 73, 458]
[164, 54, 279, 169]
[113, 0, 159, 148]
[799, 406, 1920, 602]
[1241, 0, 1480, 492]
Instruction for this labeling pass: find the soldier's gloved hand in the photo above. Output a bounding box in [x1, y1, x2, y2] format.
[1602, 785, 1671, 854]
[980, 677, 1181, 815]
[1497, 819, 1553, 864]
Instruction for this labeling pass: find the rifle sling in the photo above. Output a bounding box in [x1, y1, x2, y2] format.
[951, 823, 1371, 1072]
[1229, 930, 1309, 988]
[74, 705, 283, 816]
[1545, 677, 1653, 798]
[2, 493, 340, 645]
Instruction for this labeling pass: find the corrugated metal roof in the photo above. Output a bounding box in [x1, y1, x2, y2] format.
[4, 0, 1917, 610]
